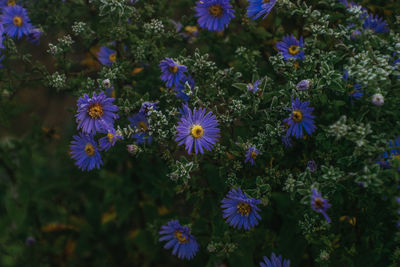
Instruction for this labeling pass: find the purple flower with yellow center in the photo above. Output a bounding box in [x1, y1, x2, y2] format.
[247, 0, 277, 20]
[247, 80, 261, 94]
[283, 98, 316, 139]
[128, 112, 152, 144]
[260, 253, 290, 267]
[311, 188, 331, 223]
[194, 0, 235, 32]
[0, 0, 17, 8]
[276, 34, 305, 61]
[97, 46, 117, 66]
[159, 220, 199, 260]
[70, 133, 103, 171]
[99, 127, 123, 151]
[338, 0, 360, 9]
[76, 91, 119, 135]
[378, 137, 400, 170]
[1, 4, 33, 39]
[343, 70, 363, 104]
[221, 187, 261, 230]
[174, 75, 195, 102]
[175, 104, 220, 154]
[363, 14, 389, 34]
[159, 58, 187, 88]
[245, 146, 259, 166]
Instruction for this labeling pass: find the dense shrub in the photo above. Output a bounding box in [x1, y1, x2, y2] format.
[1, 0, 400, 266]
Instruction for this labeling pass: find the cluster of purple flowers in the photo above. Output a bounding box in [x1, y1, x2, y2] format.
[159, 58, 195, 102]
[0, 3, 42, 65]
[339, 0, 389, 35]
[128, 101, 158, 145]
[70, 91, 121, 171]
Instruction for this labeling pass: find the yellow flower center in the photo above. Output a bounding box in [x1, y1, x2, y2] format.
[209, 5, 223, 17]
[348, 83, 354, 88]
[107, 133, 114, 143]
[138, 121, 148, 132]
[293, 62, 299, 69]
[185, 26, 198, 35]
[7, 0, 15, 6]
[314, 198, 323, 209]
[292, 110, 303, 123]
[84, 144, 95, 156]
[108, 53, 116, 63]
[395, 155, 400, 161]
[13, 16, 23, 27]
[251, 151, 257, 159]
[174, 231, 189, 243]
[262, 0, 270, 3]
[288, 45, 300, 55]
[168, 66, 178, 74]
[191, 125, 204, 139]
[237, 202, 252, 216]
[88, 103, 104, 119]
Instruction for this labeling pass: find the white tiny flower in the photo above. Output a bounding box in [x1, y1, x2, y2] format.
[371, 93, 384, 106]
[102, 79, 111, 88]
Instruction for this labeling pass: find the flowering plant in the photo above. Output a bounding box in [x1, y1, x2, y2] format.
[1, 0, 400, 266]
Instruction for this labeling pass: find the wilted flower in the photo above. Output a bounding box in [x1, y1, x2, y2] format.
[245, 145, 259, 166]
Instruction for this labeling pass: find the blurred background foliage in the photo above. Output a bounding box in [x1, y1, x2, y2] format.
[1, 0, 400, 266]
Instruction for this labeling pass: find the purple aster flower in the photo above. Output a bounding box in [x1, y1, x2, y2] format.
[307, 160, 317, 172]
[283, 98, 316, 139]
[159, 58, 187, 88]
[276, 34, 305, 61]
[247, 0, 277, 20]
[296, 80, 310, 91]
[221, 187, 262, 230]
[362, 14, 389, 34]
[99, 127, 123, 151]
[245, 146, 259, 166]
[139, 101, 159, 115]
[174, 75, 195, 102]
[70, 133, 103, 171]
[159, 220, 199, 260]
[0, 0, 15, 8]
[128, 112, 152, 144]
[260, 253, 290, 267]
[27, 27, 42, 45]
[1, 4, 33, 39]
[247, 80, 261, 94]
[311, 188, 331, 223]
[194, 0, 235, 32]
[0, 23, 5, 50]
[97, 46, 117, 66]
[76, 91, 119, 135]
[378, 137, 400, 170]
[175, 104, 220, 154]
